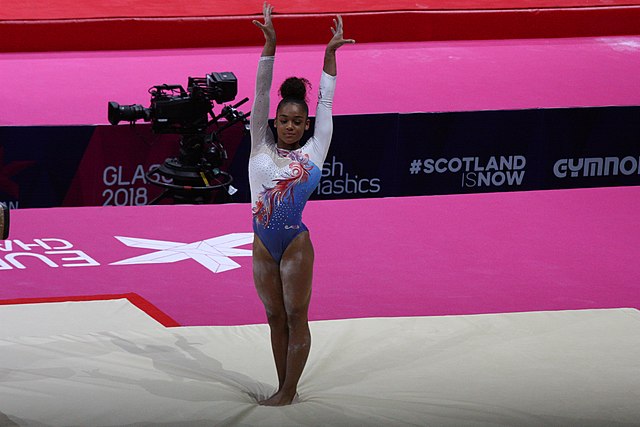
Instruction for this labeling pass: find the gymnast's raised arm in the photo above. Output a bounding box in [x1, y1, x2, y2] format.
[308, 15, 355, 165]
[250, 2, 276, 154]
[253, 2, 276, 58]
[323, 15, 355, 77]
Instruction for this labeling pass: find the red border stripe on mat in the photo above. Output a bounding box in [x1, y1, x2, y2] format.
[0, 293, 181, 327]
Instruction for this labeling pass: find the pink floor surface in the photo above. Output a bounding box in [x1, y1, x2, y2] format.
[2, 186, 639, 326]
[2, 36, 640, 126]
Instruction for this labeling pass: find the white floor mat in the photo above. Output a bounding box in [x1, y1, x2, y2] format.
[0, 299, 166, 339]
[1, 308, 640, 426]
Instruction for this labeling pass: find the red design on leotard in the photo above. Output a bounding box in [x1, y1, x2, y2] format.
[252, 150, 314, 227]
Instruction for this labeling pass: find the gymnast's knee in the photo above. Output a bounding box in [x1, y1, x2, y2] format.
[285, 307, 309, 330]
[265, 308, 287, 330]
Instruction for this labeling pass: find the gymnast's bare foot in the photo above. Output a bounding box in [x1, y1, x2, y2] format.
[259, 390, 297, 406]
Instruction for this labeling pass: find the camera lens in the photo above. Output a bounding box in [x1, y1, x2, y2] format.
[108, 101, 149, 125]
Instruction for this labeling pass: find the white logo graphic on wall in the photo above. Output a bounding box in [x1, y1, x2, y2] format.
[110, 233, 254, 273]
[554, 156, 640, 179]
[102, 164, 172, 206]
[316, 156, 382, 195]
[409, 155, 526, 188]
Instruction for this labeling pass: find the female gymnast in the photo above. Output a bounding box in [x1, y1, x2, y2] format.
[250, 2, 354, 406]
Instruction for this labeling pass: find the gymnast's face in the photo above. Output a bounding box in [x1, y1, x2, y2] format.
[275, 103, 310, 149]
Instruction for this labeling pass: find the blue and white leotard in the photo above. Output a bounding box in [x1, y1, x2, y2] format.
[249, 56, 336, 263]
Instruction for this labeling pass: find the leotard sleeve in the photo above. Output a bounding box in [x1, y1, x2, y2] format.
[250, 56, 275, 157]
[303, 71, 337, 167]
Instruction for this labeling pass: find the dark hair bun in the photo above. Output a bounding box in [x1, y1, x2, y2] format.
[279, 77, 311, 102]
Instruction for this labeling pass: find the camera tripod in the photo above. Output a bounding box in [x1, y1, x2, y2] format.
[146, 133, 235, 205]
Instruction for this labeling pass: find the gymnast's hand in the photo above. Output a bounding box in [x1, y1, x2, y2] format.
[324, 15, 354, 75]
[253, 2, 276, 44]
[326, 15, 355, 53]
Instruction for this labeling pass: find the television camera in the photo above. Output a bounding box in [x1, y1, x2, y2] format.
[108, 72, 249, 204]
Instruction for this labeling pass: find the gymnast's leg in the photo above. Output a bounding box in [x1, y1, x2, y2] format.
[252, 234, 289, 398]
[261, 231, 314, 406]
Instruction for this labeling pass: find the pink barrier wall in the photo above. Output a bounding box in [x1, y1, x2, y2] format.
[2, 37, 640, 126]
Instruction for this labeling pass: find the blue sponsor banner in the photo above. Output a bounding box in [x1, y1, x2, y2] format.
[334, 106, 639, 198]
[1, 106, 639, 208]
